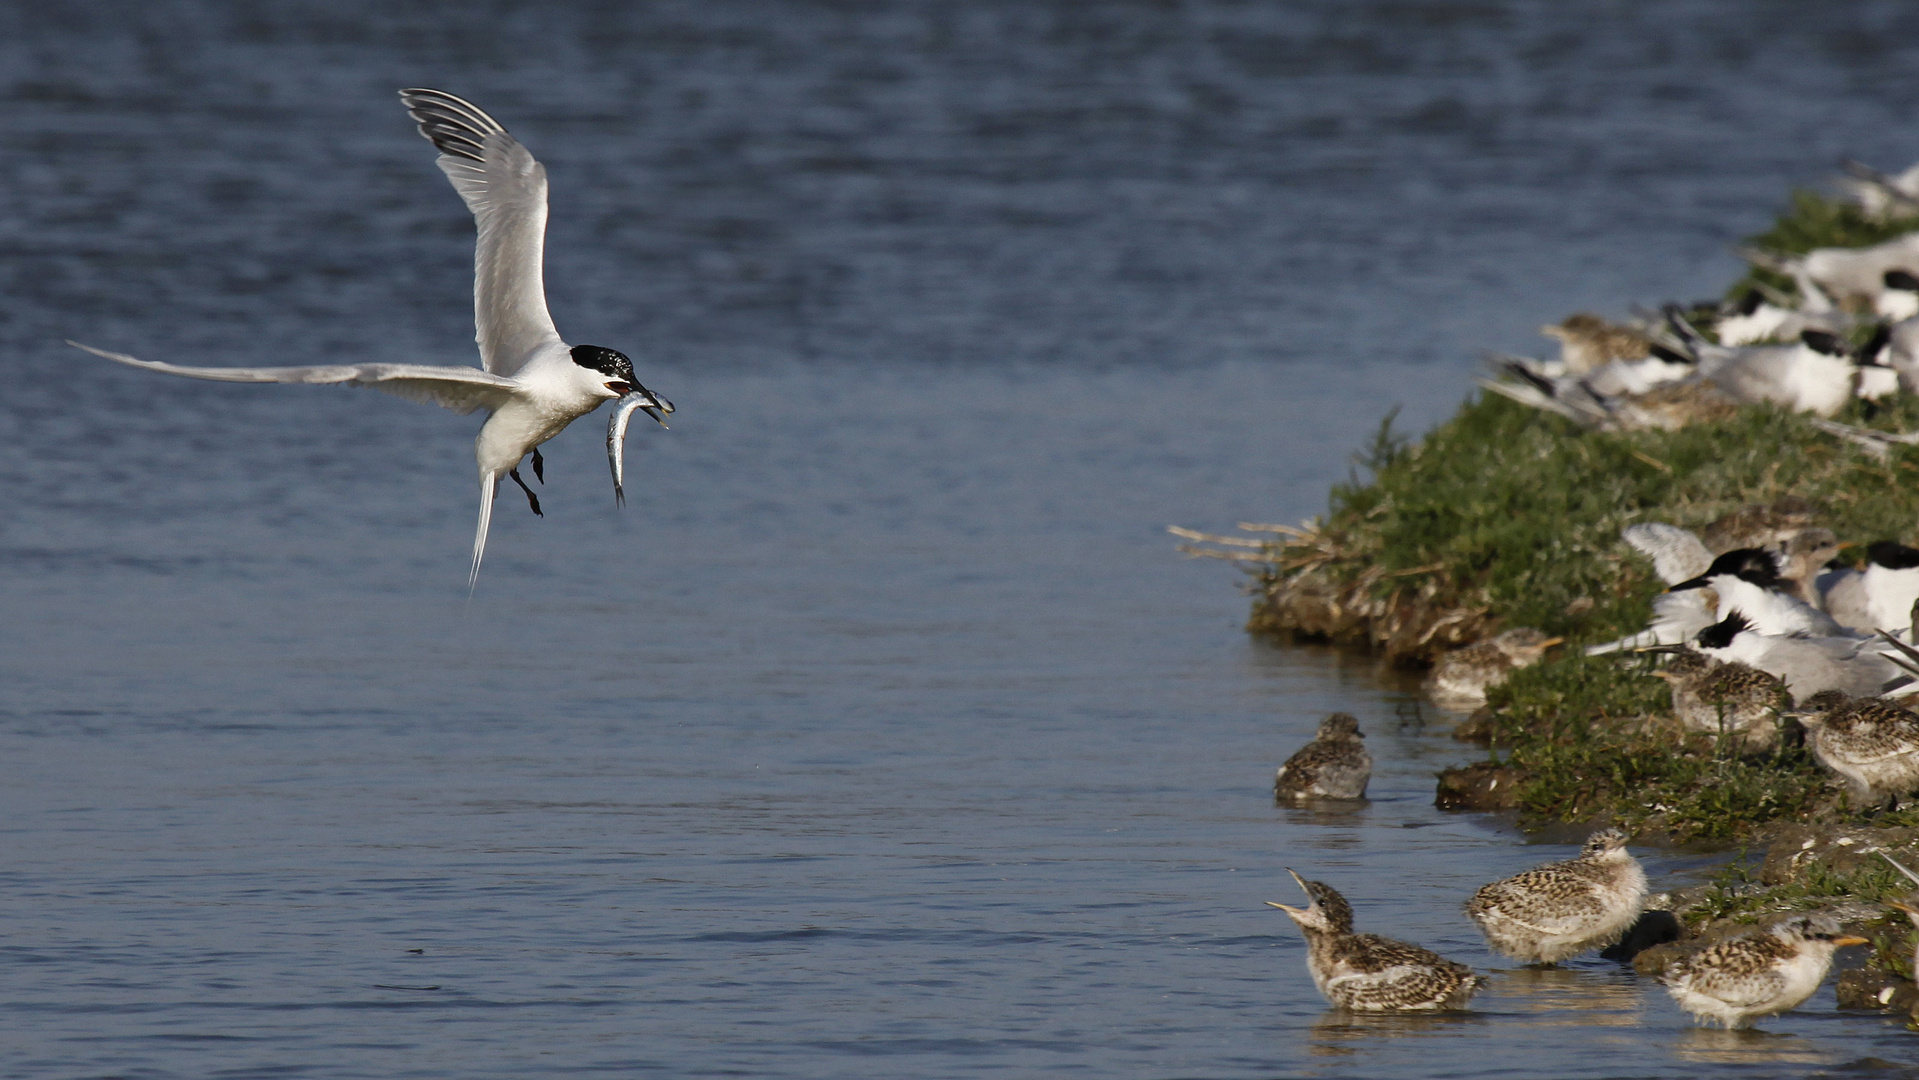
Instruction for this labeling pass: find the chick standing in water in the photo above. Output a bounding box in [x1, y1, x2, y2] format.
[1268, 870, 1483, 1011]
[1464, 828, 1647, 965]
[1274, 713, 1372, 801]
[1658, 915, 1867, 1028]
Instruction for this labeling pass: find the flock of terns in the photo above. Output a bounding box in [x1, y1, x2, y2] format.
[1268, 160, 1919, 1028]
[1478, 171, 1919, 433]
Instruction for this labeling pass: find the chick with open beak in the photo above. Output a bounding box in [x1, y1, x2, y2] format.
[1267, 869, 1482, 1011]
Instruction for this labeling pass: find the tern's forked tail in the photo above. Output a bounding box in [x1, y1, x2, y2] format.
[470, 474, 497, 594]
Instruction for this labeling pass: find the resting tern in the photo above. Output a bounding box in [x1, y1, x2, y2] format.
[69, 88, 672, 590]
[1821, 541, 1919, 636]
[1539, 313, 1651, 375]
[1837, 158, 1919, 222]
[1714, 286, 1845, 347]
[1743, 233, 1919, 312]
[1692, 611, 1909, 703]
[1586, 523, 1714, 656]
[1670, 548, 1849, 638]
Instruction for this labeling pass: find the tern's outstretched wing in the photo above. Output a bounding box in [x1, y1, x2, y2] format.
[1623, 522, 1714, 586]
[400, 88, 562, 378]
[71, 341, 518, 416]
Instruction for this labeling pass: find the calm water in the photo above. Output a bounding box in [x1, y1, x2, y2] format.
[4, 2, 1919, 1077]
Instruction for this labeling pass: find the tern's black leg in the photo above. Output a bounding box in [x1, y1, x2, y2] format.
[509, 467, 543, 517]
[530, 447, 544, 484]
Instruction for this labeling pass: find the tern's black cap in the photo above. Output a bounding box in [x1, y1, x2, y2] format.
[1695, 610, 1753, 650]
[571, 344, 636, 382]
[1670, 548, 1781, 592]
[1869, 541, 1919, 570]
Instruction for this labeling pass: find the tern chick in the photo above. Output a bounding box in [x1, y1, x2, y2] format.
[1268, 871, 1482, 1011]
[1425, 628, 1564, 708]
[1274, 713, 1372, 801]
[1651, 650, 1787, 753]
[1657, 915, 1867, 1029]
[1795, 690, 1919, 805]
[1463, 827, 1647, 965]
[1539, 313, 1650, 375]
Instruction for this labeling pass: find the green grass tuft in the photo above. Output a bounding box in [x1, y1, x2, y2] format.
[1477, 654, 1830, 843]
[1686, 856, 1914, 928]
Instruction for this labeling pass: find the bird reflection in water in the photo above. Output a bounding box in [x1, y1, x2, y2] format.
[1307, 1009, 1487, 1056]
[1673, 1027, 1830, 1068]
[1305, 967, 1650, 1058]
[1484, 965, 1645, 1027]
[1277, 799, 1369, 839]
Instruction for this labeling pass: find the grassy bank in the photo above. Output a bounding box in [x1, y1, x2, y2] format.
[1268, 389, 1919, 842]
[1251, 391, 1919, 664]
[1242, 187, 1919, 843]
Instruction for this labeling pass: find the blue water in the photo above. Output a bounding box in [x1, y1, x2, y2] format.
[4, 2, 1919, 1077]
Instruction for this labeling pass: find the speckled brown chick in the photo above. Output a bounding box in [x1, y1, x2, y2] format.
[1274, 713, 1372, 801]
[1268, 870, 1483, 1012]
[1658, 915, 1867, 1029]
[1541, 313, 1650, 375]
[1699, 497, 1820, 556]
[1425, 628, 1564, 708]
[1796, 690, 1919, 805]
[1464, 827, 1648, 965]
[1652, 649, 1788, 753]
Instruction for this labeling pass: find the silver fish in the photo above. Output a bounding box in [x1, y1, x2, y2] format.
[606, 393, 650, 507]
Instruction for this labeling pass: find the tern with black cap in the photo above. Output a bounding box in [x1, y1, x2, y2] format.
[69, 88, 672, 591]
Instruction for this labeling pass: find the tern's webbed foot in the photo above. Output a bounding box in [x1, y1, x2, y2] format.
[509, 467, 543, 517]
[531, 447, 544, 484]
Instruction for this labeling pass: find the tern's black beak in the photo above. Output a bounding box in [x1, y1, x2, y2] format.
[1667, 576, 1709, 592]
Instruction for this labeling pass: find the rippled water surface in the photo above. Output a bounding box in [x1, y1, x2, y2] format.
[6, 2, 1919, 1077]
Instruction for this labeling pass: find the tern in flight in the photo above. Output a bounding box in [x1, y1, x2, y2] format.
[70, 88, 672, 590]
